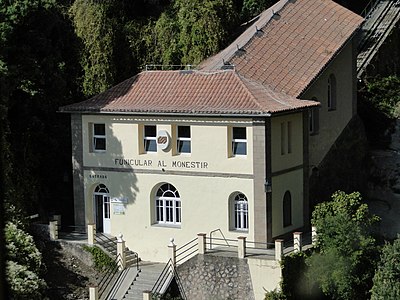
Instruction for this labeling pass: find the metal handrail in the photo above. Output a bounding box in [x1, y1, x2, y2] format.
[209, 228, 230, 249]
[151, 259, 187, 299]
[95, 232, 140, 270]
[357, 0, 400, 76]
[98, 253, 122, 300]
[176, 238, 198, 264]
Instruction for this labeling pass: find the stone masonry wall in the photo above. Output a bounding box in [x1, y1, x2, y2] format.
[177, 254, 254, 300]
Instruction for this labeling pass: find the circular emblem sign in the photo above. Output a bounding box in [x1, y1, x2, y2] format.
[157, 130, 170, 151]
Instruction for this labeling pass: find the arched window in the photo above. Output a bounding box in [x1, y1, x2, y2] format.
[283, 191, 292, 227]
[155, 183, 181, 225]
[328, 74, 337, 110]
[94, 184, 109, 194]
[230, 192, 249, 231]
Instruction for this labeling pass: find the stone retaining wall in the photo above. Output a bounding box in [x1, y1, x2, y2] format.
[177, 254, 254, 300]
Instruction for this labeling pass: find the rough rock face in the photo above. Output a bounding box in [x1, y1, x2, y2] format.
[367, 119, 400, 239]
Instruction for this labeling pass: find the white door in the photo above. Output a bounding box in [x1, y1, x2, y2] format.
[94, 193, 111, 234]
[103, 195, 111, 234]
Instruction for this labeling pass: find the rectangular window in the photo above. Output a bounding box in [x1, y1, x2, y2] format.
[93, 123, 106, 151]
[309, 109, 319, 135]
[232, 127, 247, 156]
[281, 122, 292, 155]
[280, 122, 286, 155]
[144, 125, 157, 152]
[177, 126, 191, 154]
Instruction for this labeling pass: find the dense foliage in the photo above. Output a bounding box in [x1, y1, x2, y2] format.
[83, 245, 116, 271]
[370, 236, 400, 299]
[307, 191, 380, 299]
[5, 222, 46, 299]
[358, 76, 400, 148]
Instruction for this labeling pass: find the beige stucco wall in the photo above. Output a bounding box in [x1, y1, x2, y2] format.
[78, 113, 306, 260]
[270, 113, 303, 173]
[271, 169, 304, 237]
[82, 115, 254, 175]
[85, 170, 255, 262]
[81, 115, 260, 262]
[270, 113, 304, 237]
[303, 41, 355, 170]
[247, 258, 282, 300]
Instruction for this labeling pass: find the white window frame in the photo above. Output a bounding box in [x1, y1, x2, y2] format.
[231, 192, 249, 231]
[177, 125, 191, 154]
[232, 127, 247, 156]
[93, 123, 106, 152]
[155, 184, 181, 226]
[144, 125, 157, 153]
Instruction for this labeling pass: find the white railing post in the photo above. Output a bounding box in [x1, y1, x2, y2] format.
[143, 290, 152, 300]
[238, 236, 246, 259]
[53, 214, 61, 231]
[275, 239, 284, 261]
[89, 286, 98, 300]
[49, 220, 58, 241]
[198, 233, 206, 254]
[168, 238, 176, 265]
[117, 234, 126, 270]
[312, 226, 317, 246]
[88, 224, 96, 246]
[293, 232, 302, 253]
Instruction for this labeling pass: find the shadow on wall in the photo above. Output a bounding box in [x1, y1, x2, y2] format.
[83, 121, 140, 231]
[309, 115, 369, 207]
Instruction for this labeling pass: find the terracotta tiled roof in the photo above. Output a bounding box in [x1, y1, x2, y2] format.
[60, 70, 318, 115]
[199, 0, 364, 97]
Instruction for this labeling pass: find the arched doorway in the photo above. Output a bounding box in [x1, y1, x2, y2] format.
[93, 184, 110, 233]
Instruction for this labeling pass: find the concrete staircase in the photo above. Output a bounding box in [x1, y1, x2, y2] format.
[357, 0, 400, 77]
[123, 262, 165, 300]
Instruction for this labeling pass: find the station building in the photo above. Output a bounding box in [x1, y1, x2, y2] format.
[60, 0, 363, 262]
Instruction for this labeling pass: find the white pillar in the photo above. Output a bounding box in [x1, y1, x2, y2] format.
[89, 286, 98, 300]
[275, 239, 284, 261]
[198, 233, 206, 255]
[168, 238, 176, 265]
[293, 232, 302, 253]
[312, 226, 317, 246]
[238, 236, 246, 259]
[49, 220, 58, 241]
[117, 234, 126, 270]
[88, 224, 96, 246]
[143, 290, 152, 300]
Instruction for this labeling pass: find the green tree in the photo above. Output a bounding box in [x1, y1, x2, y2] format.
[5, 222, 46, 299]
[370, 236, 400, 299]
[70, 0, 116, 96]
[175, 0, 239, 65]
[241, 0, 274, 21]
[307, 191, 380, 299]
